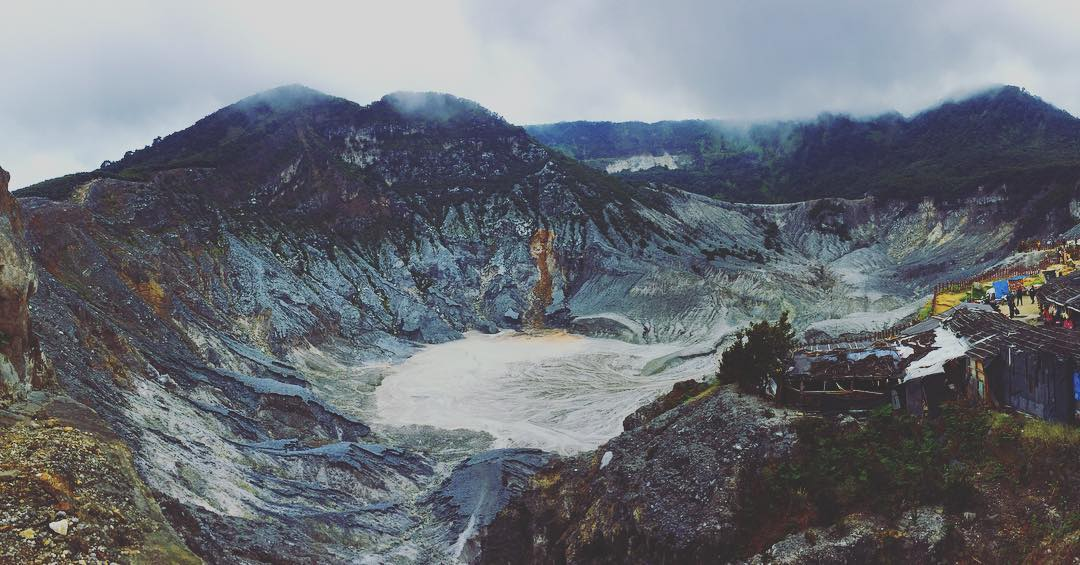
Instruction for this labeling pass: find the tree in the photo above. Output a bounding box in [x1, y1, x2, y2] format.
[717, 312, 797, 393]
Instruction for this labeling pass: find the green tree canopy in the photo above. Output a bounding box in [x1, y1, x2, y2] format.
[718, 312, 797, 393]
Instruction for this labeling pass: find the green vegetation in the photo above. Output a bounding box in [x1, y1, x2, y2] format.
[806, 199, 851, 240]
[737, 405, 1080, 560]
[916, 298, 934, 321]
[527, 86, 1080, 205]
[761, 218, 783, 253]
[716, 312, 797, 393]
[14, 171, 122, 201]
[701, 244, 766, 264]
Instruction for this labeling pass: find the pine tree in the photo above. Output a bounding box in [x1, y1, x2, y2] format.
[717, 312, 797, 393]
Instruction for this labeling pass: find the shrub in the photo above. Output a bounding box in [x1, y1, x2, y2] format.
[717, 312, 797, 393]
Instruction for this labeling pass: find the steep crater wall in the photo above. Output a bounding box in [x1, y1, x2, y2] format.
[0, 166, 51, 406]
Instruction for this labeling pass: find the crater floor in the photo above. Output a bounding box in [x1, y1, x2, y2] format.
[373, 330, 713, 455]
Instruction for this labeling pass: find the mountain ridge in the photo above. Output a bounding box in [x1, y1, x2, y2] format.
[525, 84, 1080, 203]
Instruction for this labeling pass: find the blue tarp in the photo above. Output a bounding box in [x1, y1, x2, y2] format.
[992, 280, 1010, 298]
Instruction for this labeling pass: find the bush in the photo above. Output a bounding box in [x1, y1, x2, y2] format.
[717, 312, 797, 393]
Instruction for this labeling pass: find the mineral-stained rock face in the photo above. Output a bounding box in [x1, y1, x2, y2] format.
[526, 228, 556, 329]
[0, 166, 51, 406]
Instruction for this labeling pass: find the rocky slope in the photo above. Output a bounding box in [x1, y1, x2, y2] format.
[479, 385, 1080, 564]
[0, 393, 200, 564]
[477, 384, 796, 563]
[10, 85, 1075, 562]
[0, 166, 51, 406]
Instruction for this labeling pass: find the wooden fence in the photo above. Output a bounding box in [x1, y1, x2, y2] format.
[932, 256, 1059, 294]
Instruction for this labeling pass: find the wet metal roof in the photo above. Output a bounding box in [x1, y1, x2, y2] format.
[944, 307, 1080, 362]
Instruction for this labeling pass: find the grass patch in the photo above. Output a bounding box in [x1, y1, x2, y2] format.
[916, 298, 934, 321]
[1020, 417, 1080, 447]
[933, 291, 967, 314]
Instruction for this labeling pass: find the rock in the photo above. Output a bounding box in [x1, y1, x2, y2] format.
[623, 380, 710, 431]
[750, 507, 946, 564]
[428, 448, 554, 562]
[600, 451, 613, 469]
[8, 88, 1051, 563]
[569, 314, 646, 343]
[0, 165, 53, 407]
[48, 519, 70, 536]
[17, 528, 35, 539]
[963, 511, 976, 522]
[897, 506, 946, 550]
[480, 386, 794, 564]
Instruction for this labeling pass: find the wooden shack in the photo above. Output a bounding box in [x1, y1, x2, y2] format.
[1039, 270, 1080, 317]
[778, 349, 901, 411]
[895, 357, 966, 417]
[945, 307, 1080, 423]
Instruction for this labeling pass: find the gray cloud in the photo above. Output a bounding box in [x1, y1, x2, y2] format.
[4, 0, 1080, 188]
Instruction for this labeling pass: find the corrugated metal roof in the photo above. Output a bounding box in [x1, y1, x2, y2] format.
[901, 302, 993, 337]
[900, 317, 940, 336]
[945, 308, 1080, 362]
[1040, 270, 1080, 309]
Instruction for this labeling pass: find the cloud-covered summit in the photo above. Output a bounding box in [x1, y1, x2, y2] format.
[5, 0, 1080, 187]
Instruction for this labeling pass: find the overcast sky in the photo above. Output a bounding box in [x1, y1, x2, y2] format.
[4, 0, 1080, 188]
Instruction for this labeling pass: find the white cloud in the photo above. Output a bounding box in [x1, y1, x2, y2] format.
[4, 0, 1080, 187]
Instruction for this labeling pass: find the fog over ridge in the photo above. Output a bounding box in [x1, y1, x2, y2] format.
[5, 0, 1080, 187]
